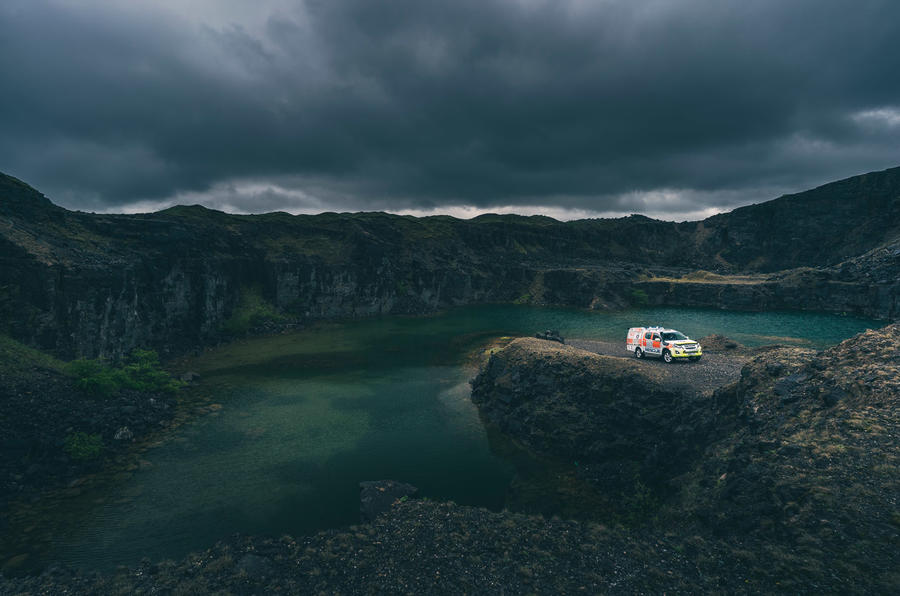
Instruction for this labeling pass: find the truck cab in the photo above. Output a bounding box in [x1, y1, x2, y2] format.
[626, 326, 702, 363]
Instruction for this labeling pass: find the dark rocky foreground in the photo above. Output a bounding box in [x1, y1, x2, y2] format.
[2, 165, 900, 360]
[0, 501, 728, 595]
[3, 325, 898, 594]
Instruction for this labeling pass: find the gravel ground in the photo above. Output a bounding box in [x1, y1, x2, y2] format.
[565, 338, 749, 396]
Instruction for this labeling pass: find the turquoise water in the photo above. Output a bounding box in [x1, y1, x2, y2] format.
[44, 305, 881, 570]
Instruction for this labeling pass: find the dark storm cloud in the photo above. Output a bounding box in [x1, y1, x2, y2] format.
[1, 0, 899, 218]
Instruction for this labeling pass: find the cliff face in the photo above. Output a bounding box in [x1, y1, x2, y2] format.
[695, 167, 900, 271]
[2, 166, 899, 357]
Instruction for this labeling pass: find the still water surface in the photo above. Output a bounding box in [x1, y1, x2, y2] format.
[47, 305, 882, 570]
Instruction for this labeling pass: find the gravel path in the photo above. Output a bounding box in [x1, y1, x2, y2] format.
[565, 338, 749, 396]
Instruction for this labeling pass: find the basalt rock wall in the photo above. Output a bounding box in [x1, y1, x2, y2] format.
[3, 165, 900, 357]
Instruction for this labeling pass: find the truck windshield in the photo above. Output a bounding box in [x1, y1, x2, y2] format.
[662, 331, 688, 341]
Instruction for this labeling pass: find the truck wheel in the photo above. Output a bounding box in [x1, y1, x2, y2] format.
[634, 347, 643, 359]
[662, 349, 673, 363]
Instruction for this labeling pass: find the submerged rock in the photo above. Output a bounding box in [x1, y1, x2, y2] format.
[359, 480, 418, 523]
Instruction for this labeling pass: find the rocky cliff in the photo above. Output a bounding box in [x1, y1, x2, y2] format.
[2, 165, 899, 357]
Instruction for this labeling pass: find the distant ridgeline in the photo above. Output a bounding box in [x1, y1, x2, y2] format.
[1, 167, 899, 358]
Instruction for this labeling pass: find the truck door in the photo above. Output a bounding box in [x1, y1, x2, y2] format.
[651, 333, 662, 355]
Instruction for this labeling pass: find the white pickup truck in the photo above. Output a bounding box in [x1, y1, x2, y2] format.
[626, 326, 702, 363]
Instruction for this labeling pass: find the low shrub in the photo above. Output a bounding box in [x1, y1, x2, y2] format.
[222, 286, 287, 335]
[64, 431, 103, 461]
[119, 349, 183, 393]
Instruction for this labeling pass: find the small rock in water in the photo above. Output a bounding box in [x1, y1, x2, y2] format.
[359, 480, 418, 523]
[114, 426, 134, 441]
[180, 371, 201, 384]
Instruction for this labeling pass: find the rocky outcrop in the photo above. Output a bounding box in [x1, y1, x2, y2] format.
[470, 325, 900, 593]
[671, 324, 900, 586]
[471, 338, 721, 498]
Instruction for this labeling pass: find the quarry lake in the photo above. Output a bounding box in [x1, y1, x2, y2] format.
[35, 305, 882, 571]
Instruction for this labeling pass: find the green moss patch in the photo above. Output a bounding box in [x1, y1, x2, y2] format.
[0, 334, 65, 376]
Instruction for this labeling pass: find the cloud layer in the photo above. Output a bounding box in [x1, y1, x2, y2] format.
[2, 0, 899, 219]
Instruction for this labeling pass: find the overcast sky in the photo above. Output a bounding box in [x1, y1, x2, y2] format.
[2, 0, 899, 220]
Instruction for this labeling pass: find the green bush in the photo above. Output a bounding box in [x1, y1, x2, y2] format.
[68, 359, 127, 397]
[64, 432, 103, 461]
[119, 349, 183, 393]
[67, 349, 183, 397]
[222, 286, 287, 335]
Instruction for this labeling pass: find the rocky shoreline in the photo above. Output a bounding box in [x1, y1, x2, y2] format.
[0, 369, 176, 510]
[3, 324, 897, 593]
[0, 342, 196, 576]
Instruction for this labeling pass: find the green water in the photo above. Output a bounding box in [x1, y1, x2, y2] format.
[44, 305, 881, 570]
